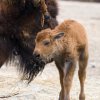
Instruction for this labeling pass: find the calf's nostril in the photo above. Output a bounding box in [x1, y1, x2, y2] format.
[36, 54, 40, 58]
[33, 52, 40, 58]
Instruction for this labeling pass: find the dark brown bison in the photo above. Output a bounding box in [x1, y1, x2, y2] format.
[0, 0, 58, 83]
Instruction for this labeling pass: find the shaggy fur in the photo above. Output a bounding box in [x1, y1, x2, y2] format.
[34, 20, 88, 100]
[0, 0, 58, 82]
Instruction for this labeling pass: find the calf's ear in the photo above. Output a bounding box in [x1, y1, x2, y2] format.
[53, 32, 64, 40]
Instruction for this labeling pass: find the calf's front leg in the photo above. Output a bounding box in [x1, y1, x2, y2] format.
[55, 62, 64, 100]
[62, 60, 76, 100]
[56, 59, 76, 100]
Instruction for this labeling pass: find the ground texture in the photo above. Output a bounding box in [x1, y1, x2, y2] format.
[0, 1, 100, 100]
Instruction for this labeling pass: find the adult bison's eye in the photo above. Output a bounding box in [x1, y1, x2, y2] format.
[42, 40, 50, 46]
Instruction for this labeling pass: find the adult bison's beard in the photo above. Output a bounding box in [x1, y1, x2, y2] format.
[15, 39, 45, 83]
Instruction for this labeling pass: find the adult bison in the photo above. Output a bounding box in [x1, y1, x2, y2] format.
[0, 0, 58, 82]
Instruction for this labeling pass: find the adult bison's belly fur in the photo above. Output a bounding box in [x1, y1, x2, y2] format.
[0, 0, 58, 83]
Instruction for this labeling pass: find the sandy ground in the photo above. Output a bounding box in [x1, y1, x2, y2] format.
[0, 1, 100, 100]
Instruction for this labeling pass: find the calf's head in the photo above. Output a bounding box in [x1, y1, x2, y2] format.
[33, 28, 64, 63]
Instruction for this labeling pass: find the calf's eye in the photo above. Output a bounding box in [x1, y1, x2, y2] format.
[43, 40, 50, 46]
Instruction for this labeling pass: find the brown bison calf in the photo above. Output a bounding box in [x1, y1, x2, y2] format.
[33, 20, 88, 100]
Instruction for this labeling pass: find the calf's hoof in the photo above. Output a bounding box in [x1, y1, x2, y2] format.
[79, 93, 85, 100]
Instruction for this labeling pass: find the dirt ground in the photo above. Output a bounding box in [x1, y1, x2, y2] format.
[0, 1, 100, 100]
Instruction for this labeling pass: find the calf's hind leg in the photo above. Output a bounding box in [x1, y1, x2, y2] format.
[78, 48, 88, 100]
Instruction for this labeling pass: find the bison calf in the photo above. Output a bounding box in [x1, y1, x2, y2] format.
[33, 20, 88, 100]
